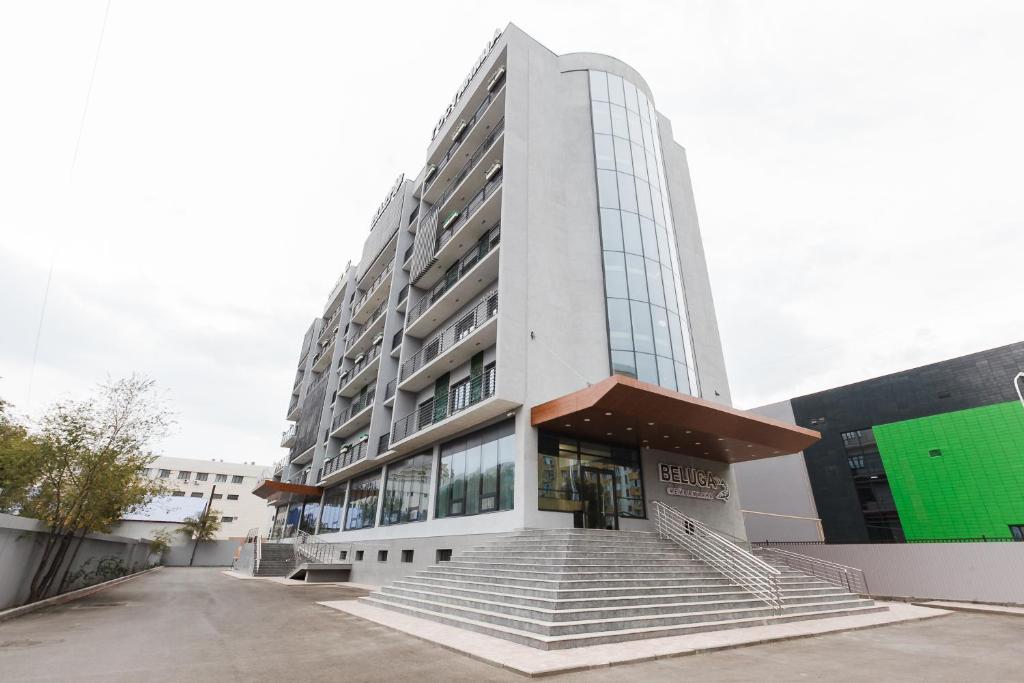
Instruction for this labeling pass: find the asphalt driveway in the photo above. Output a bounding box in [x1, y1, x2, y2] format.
[0, 568, 1022, 682]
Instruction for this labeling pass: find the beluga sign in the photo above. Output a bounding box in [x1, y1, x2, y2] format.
[659, 462, 730, 502]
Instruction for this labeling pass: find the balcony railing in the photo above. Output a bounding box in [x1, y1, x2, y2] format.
[425, 78, 506, 195]
[280, 425, 297, 447]
[384, 377, 397, 400]
[321, 439, 369, 479]
[400, 291, 498, 382]
[427, 118, 505, 232]
[354, 259, 394, 314]
[435, 169, 502, 257]
[339, 343, 382, 393]
[286, 394, 299, 416]
[378, 432, 390, 453]
[345, 302, 387, 352]
[333, 389, 375, 431]
[407, 225, 500, 327]
[397, 284, 409, 304]
[392, 367, 496, 444]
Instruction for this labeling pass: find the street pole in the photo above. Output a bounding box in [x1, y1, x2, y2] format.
[189, 484, 216, 567]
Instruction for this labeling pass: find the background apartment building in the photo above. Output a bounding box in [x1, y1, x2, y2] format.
[115, 456, 271, 540]
[255, 24, 815, 585]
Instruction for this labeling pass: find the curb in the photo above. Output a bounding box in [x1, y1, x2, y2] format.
[0, 566, 162, 624]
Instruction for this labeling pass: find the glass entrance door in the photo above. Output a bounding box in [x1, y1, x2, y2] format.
[578, 467, 618, 530]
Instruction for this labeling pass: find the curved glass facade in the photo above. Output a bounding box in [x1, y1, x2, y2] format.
[588, 70, 698, 394]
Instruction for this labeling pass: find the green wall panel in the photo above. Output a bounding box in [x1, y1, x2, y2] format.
[873, 401, 1024, 540]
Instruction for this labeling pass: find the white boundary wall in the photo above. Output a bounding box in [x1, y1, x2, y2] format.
[764, 541, 1024, 605]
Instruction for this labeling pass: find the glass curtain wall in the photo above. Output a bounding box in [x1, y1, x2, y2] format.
[299, 501, 320, 534]
[589, 70, 698, 394]
[381, 453, 432, 525]
[537, 432, 645, 518]
[436, 420, 515, 518]
[344, 471, 381, 530]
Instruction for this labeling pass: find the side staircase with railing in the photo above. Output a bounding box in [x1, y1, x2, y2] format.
[288, 530, 353, 582]
[361, 523, 885, 650]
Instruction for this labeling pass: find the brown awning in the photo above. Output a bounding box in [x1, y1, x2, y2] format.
[531, 375, 819, 463]
[252, 479, 323, 505]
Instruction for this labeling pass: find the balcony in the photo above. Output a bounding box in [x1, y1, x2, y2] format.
[320, 439, 369, 484]
[330, 390, 375, 439]
[406, 225, 500, 339]
[416, 168, 503, 290]
[286, 394, 300, 421]
[383, 377, 397, 406]
[423, 77, 506, 204]
[291, 444, 314, 465]
[398, 291, 498, 393]
[389, 367, 517, 455]
[280, 425, 297, 448]
[395, 284, 409, 313]
[344, 301, 387, 360]
[351, 259, 394, 325]
[338, 343, 382, 398]
[311, 335, 337, 374]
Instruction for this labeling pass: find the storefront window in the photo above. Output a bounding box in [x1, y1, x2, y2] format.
[344, 471, 381, 530]
[299, 501, 320, 534]
[537, 432, 645, 519]
[319, 487, 345, 533]
[381, 453, 432, 525]
[436, 420, 515, 518]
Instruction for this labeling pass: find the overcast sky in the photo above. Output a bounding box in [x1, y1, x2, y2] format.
[2, 1, 1022, 466]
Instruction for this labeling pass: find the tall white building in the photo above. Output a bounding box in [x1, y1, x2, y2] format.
[256, 24, 817, 582]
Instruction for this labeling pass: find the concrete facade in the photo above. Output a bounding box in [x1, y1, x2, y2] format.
[263, 25, 760, 581]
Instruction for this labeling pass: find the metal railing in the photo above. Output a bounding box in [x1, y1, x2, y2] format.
[384, 377, 397, 400]
[339, 344, 382, 394]
[280, 425, 297, 447]
[392, 366, 496, 444]
[434, 157, 503, 257]
[755, 546, 870, 595]
[653, 501, 782, 611]
[353, 259, 394, 314]
[245, 528, 263, 574]
[396, 284, 409, 304]
[399, 291, 498, 381]
[294, 530, 350, 566]
[407, 225, 500, 327]
[333, 389, 375, 430]
[345, 302, 387, 352]
[425, 79, 506, 195]
[321, 440, 369, 479]
[378, 432, 390, 453]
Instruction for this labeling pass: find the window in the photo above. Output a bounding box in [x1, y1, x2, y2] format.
[227, 494, 239, 501]
[355, 550, 364, 561]
[381, 453, 432, 525]
[377, 550, 388, 562]
[177, 471, 191, 481]
[1010, 525, 1024, 541]
[401, 550, 414, 563]
[158, 469, 171, 479]
[172, 491, 185, 497]
[215, 474, 227, 483]
[222, 516, 235, 523]
[450, 378, 471, 413]
[212, 493, 223, 499]
[231, 475, 244, 484]
[436, 420, 514, 518]
[928, 449, 943, 458]
[320, 487, 345, 533]
[345, 471, 381, 530]
[190, 492, 203, 498]
[538, 432, 645, 519]
[436, 549, 452, 563]
[195, 472, 209, 482]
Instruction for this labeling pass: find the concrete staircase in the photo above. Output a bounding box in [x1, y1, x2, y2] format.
[253, 542, 296, 577]
[362, 529, 885, 650]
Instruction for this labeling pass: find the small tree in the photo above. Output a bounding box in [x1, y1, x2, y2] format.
[0, 376, 172, 603]
[178, 508, 222, 567]
[0, 398, 42, 512]
[147, 528, 175, 564]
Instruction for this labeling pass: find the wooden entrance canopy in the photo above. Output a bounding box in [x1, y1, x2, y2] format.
[531, 375, 819, 464]
[252, 479, 323, 506]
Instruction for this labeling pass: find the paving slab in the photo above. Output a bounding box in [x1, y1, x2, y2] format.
[318, 599, 950, 677]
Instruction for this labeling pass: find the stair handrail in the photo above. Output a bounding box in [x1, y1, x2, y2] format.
[756, 545, 870, 596]
[245, 527, 263, 574]
[653, 501, 782, 612]
[294, 529, 350, 566]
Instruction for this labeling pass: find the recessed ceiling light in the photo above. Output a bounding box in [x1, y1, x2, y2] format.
[717, 438, 724, 441]
[626, 427, 633, 431]
[663, 435, 669, 439]
[684, 430, 692, 434]
[583, 418, 590, 422]
[647, 422, 655, 426]
[604, 412, 613, 416]
[674, 445, 680, 449]
[606, 432, 613, 436]
[694, 442, 701, 445]
[564, 423, 571, 427]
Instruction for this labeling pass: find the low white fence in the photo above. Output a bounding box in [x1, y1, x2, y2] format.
[761, 541, 1024, 605]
